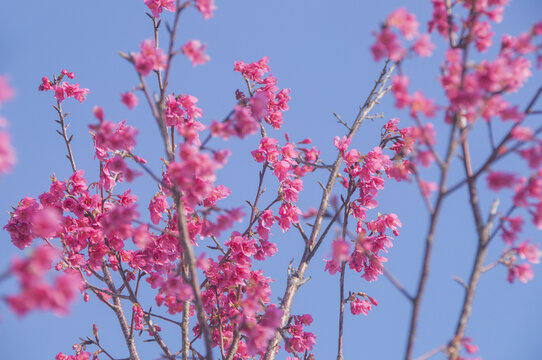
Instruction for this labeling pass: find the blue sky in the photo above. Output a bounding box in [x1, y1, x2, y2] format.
[0, 1, 541, 359]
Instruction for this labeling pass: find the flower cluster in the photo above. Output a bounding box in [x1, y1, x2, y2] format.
[133, 40, 167, 76]
[0, 75, 15, 177]
[38, 70, 89, 103]
[283, 314, 316, 355]
[6, 246, 82, 316]
[144, 0, 176, 18]
[371, 8, 435, 61]
[182, 39, 210, 67]
[233, 57, 291, 129]
[164, 93, 205, 144]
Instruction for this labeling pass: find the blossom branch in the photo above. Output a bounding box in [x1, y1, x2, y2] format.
[101, 264, 141, 360]
[445, 86, 542, 197]
[447, 126, 500, 359]
[264, 60, 395, 360]
[337, 184, 354, 360]
[405, 119, 459, 360]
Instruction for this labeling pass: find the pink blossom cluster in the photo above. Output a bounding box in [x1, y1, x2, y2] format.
[283, 314, 316, 356]
[194, 0, 216, 19]
[181, 39, 210, 66]
[0, 75, 15, 177]
[164, 93, 205, 144]
[402, 122, 437, 168]
[55, 351, 95, 360]
[198, 252, 281, 356]
[232, 57, 291, 129]
[5, 2, 542, 359]
[371, 8, 435, 61]
[497, 216, 541, 284]
[38, 70, 89, 103]
[165, 144, 221, 209]
[440, 45, 532, 123]
[326, 120, 413, 282]
[120, 91, 138, 109]
[350, 294, 377, 316]
[391, 75, 438, 119]
[6, 246, 81, 316]
[133, 40, 167, 76]
[144, 0, 175, 18]
[90, 109, 138, 156]
[251, 136, 321, 232]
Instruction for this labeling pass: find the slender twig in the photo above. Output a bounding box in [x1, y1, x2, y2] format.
[87, 337, 117, 360]
[337, 183, 354, 360]
[145, 311, 183, 327]
[53, 101, 77, 172]
[336, 260, 347, 360]
[383, 268, 414, 302]
[414, 344, 447, 360]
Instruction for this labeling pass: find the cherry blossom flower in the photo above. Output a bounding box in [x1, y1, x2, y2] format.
[181, 40, 210, 66]
[144, 0, 176, 18]
[194, 0, 216, 19]
[121, 91, 138, 109]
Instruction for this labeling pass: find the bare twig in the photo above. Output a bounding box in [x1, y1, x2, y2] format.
[53, 101, 77, 172]
[384, 268, 414, 302]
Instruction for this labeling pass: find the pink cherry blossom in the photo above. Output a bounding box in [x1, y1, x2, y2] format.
[120, 91, 138, 109]
[387, 8, 419, 40]
[487, 171, 518, 191]
[371, 28, 406, 62]
[194, 0, 216, 19]
[0, 75, 15, 106]
[133, 39, 167, 76]
[0, 131, 15, 176]
[144, 0, 176, 18]
[508, 263, 534, 283]
[413, 34, 435, 57]
[350, 298, 373, 316]
[181, 40, 210, 66]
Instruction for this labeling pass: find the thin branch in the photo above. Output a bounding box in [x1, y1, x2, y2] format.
[145, 311, 183, 327]
[53, 101, 77, 172]
[383, 268, 414, 302]
[414, 344, 447, 360]
[405, 118, 459, 360]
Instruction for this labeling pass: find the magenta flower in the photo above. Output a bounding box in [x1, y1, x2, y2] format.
[182, 39, 210, 67]
[120, 91, 138, 109]
[144, 0, 176, 18]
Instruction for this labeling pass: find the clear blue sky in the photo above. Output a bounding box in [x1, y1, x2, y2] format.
[0, 1, 541, 359]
